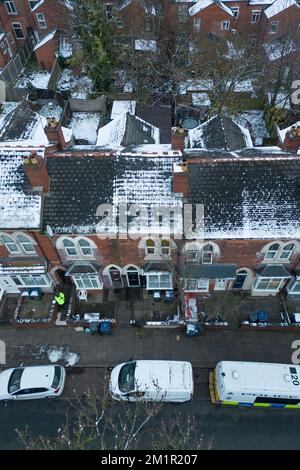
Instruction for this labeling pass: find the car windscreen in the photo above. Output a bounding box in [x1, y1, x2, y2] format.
[118, 362, 136, 393]
[8, 368, 24, 394]
[51, 366, 61, 389]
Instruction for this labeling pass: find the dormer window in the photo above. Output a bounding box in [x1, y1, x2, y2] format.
[146, 239, 155, 255]
[202, 244, 213, 264]
[279, 243, 295, 260]
[0, 234, 20, 253]
[16, 235, 35, 253]
[62, 239, 78, 256]
[161, 239, 170, 255]
[78, 239, 93, 256]
[265, 243, 280, 260]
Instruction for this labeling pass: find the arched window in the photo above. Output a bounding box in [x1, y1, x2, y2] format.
[202, 244, 213, 264]
[280, 243, 295, 260]
[78, 239, 93, 256]
[146, 239, 155, 255]
[265, 243, 280, 260]
[16, 235, 35, 253]
[0, 234, 19, 253]
[161, 239, 170, 255]
[62, 239, 78, 256]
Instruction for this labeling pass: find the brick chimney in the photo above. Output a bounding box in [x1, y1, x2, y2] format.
[171, 127, 185, 151]
[173, 160, 189, 198]
[44, 117, 68, 150]
[279, 125, 300, 153]
[23, 151, 50, 193]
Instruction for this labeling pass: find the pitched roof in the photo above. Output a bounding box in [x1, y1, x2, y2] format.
[96, 112, 160, 148]
[43, 154, 181, 234]
[0, 149, 43, 229]
[189, 0, 234, 16]
[181, 263, 237, 279]
[264, 0, 300, 18]
[187, 157, 300, 239]
[189, 115, 252, 150]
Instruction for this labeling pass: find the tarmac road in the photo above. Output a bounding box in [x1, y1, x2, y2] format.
[1, 366, 300, 450]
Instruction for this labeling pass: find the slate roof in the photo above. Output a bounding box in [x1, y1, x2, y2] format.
[43, 154, 181, 234]
[0, 149, 43, 229]
[65, 262, 100, 275]
[189, 115, 252, 151]
[256, 264, 292, 278]
[0, 101, 48, 145]
[181, 263, 237, 279]
[136, 99, 172, 144]
[96, 112, 160, 147]
[187, 158, 300, 239]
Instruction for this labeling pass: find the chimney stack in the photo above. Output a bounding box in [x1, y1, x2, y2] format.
[44, 117, 68, 150]
[173, 159, 189, 198]
[171, 127, 185, 151]
[279, 125, 300, 153]
[23, 151, 50, 193]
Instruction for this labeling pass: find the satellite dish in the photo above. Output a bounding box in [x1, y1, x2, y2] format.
[46, 225, 53, 237]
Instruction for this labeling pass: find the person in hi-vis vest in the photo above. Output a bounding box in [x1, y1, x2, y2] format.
[55, 292, 65, 306]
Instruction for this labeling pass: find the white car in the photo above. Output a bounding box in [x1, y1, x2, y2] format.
[109, 360, 194, 403]
[0, 365, 66, 401]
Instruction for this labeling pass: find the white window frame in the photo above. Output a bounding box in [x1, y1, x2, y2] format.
[36, 13, 47, 29]
[146, 272, 172, 290]
[12, 22, 25, 40]
[146, 239, 155, 255]
[279, 243, 295, 260]
[29, 0, 40, 10]
[187, 250, 198, 262]
[202, 244, 213, 264]
[161, 240, 170, 256]
[214, 278, 227, 291]
[115, 17, 123, 28]
[5, 1, 17, 15]
[62, 239, 78, 257]
[251, 10, 261, 23]
[13, 274, 52, 287]
[231, 7, 239, 19]
[254, 277, 283, 291]
[0, 235, 20, 254]
[72, 273, 103, 290]
[193, 18, 201, 32]
[78, 239, 93, 257]
[221, 21, 230, 30]
[185, 279, 209, 292]
[16, 235, 35, 254]
[287, 280, 300, 294]
[269, 21, 279, 34]
[264, 243, 280, 260]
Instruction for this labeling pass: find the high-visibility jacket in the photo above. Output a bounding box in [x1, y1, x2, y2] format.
[55, 292, 65, 305]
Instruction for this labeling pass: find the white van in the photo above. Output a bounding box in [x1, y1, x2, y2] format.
[109, 360, 193, 403]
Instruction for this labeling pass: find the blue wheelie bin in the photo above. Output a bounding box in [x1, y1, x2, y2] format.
[98, 320, 111, 335]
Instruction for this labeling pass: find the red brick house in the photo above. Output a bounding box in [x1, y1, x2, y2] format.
[0, 0, 72, 68]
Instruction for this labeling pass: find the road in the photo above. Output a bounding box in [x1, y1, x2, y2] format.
[1, 366, 300, 450]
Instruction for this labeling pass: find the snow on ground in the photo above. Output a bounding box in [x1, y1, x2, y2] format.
[38, 101, 63, 121]
[15, 70, 51, 89]
[69, 112, 100, 144]
[0, 102, 18, 128]
[233, 111, 269, 146]
[38, 345, 80, 367]
[57, 68, 93, 98]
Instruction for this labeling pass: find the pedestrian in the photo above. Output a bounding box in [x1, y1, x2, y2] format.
[55, 291, 65, 306]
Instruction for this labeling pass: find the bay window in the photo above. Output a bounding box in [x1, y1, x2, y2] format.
[72, 274, 102, 289]
[255, 278, 282, 291]
[147, 272, 172, 290]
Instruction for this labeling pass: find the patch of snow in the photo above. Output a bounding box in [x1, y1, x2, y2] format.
[189, 0, 234, 16]
[111, 100, 136, 120]
[135, 39, 157, 52]
[57, 68, 93, 98]
[264, 0, 299, 18]
[69, 112, 100, 144]
[15, 71, 51, 89]
[277, 121, 300, 143]
[233, 111, 269, 146]
[267, 92, 291, 109]
[0, 102, 18, 128]
[192, 92, 211, 106]
[40, 346, 80, 367]
[38, 101, 63, 121]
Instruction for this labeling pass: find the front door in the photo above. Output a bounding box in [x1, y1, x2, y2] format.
[127, 270, 140, 287]
[109, 268, 123, 288]
[214, 278, 227, 291]
[232, 271, 247, 289]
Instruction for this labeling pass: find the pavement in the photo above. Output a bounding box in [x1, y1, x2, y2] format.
[1, 323, 299, 368]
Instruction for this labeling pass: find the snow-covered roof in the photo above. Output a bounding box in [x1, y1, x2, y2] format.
[96, 112, 160, 148]
[135, 39, 157, 52]
[34, 30, 57, 51]
[264, 0, 300, 18]
[31, 0, 45, 12]
[0, 149, 43, 229]
[263, 38, 297, 61]
[192, 93, 211, 106]
[189, 115, 253, 150]
[267, 92, 291, 109]
[178, 79, 214, 95]
[111, 100, 136, 120]
[189, 0, 234, 17]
